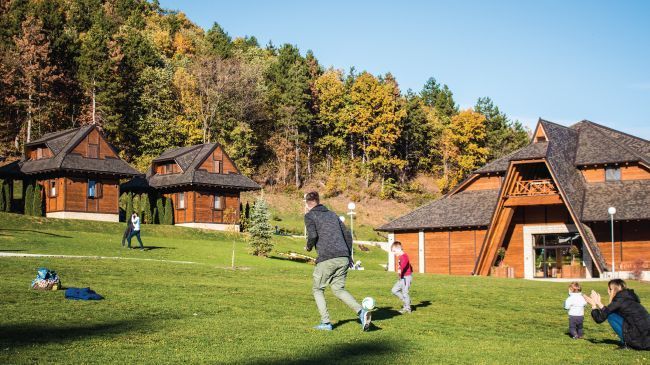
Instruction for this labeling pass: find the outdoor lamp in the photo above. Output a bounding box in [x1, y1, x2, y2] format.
[608, 206, 616, 274]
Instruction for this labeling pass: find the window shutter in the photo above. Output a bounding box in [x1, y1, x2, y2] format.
[96, 181, 103, 198]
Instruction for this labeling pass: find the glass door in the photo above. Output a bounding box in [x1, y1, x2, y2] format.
[533, 233, 583, 278]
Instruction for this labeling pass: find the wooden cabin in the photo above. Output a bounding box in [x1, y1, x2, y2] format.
[378, 119, 650, 280]
[123, 143, 260, 231]
[0, 125, 140, 222]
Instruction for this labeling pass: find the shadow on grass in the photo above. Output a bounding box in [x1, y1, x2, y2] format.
[141, 246, 172, 251]
[0, 229, 72, 238]
[0, 320, 147, 347]
[250, 340, 396, 364]
[0, 249, 26, 252]
[268, 255, 313, 264]
[587, 338, 622, 346]
[372, 300, 432, 322]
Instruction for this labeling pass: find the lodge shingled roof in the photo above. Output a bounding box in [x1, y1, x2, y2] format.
[14, 125, 140, 178]
[126, 143, 261, 191]
[582, 180, 650, 222]
[377, 189, 499, 231]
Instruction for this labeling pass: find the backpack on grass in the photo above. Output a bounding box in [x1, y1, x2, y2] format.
[31, 267, 61, 291]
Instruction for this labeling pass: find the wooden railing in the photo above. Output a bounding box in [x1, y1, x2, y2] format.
[509, 179, 557, 196]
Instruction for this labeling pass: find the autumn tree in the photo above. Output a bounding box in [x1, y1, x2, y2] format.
[12, 15, 62, 143]
[438, 109, 489, 192]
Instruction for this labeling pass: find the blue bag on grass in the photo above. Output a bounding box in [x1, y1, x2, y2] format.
[65, 287, 104, 300]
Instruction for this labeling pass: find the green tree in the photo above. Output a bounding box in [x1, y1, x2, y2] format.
[141, 193, 152, 224]
[205, 22, 232, 58]
[125, 192, 134, 222]
[0, 180, 6, 212]
[32, 183, 43, 216]
[2, 180, 10, 212]
[156, 196, 165, 224]
[24, 182, 34, 216]
[475, 97, 529, 160]
[163, 197, 173, 225]
[136, 65, 184, 156]
[247, 196, 274, 256]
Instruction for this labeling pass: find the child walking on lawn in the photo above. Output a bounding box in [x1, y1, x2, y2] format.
[391, 241, 413, 314]
[565, 282, 587, 339]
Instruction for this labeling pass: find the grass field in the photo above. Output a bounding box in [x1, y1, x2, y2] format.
[0, 213, 649, 364]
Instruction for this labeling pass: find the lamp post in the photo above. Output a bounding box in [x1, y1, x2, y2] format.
[608, 206, 616, 275]
[347, 202, 356, 262]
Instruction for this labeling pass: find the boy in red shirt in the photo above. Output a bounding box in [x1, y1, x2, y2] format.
[391, 241, 413, 314]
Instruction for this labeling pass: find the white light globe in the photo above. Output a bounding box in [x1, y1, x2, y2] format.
[339, 215, 345, 222]
[362, 297, 375, 311]
[348, 202, 356, 211]
[608, 207, 617, 215]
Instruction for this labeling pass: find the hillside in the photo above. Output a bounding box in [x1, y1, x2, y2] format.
[1, 213, 649, 364]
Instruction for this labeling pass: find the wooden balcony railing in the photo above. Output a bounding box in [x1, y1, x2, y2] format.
[509, 179, 557, 196]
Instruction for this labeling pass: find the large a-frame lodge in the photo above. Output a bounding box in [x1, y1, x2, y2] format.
[378, 119, 650, 279]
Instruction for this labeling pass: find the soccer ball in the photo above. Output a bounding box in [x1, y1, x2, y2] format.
[361, 297, 375, 311]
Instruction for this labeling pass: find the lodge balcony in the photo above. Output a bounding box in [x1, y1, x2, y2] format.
[504, 179, 563, 206]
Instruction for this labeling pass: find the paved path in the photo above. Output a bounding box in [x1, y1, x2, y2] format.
[0, 252, 198, 265]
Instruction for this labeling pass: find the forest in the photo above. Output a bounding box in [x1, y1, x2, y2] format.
[0, 0, 530, 199]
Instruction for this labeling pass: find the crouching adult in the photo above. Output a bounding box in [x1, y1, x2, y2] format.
[584, 279, 650, 350]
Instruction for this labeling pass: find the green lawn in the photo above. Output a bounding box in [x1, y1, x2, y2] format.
[0, 213, 649, 364]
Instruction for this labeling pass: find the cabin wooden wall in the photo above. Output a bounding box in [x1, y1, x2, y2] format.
[166, 190, 240, 224]
[155, 162, 181, 174]
[28, 146, 53, 160]
[164, 191, 195, 224]
[71, 129, 117, 159]
[60, 177, 119, 214]
[499, 205, 573, 278]
[394, 232, 419, 273]
[589, 220, 650, 271]
[198, 146, 238, 174]
[581, 163, 650, 182]
[459, 175, 501, 192]
[423, 229, 486, 275]
[37, 178, 65, 212]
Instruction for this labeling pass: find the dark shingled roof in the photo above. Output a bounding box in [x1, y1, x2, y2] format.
[572, 121, 650, 166]
[377, 189, 499, 231]
[18, 125, 140, 178]
[127, 143, 261, 191]
[474, 141, 548, 173]
[582, 180, 650, 222]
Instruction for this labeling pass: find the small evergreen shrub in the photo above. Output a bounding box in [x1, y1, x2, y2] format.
[247, 196, 274, 256]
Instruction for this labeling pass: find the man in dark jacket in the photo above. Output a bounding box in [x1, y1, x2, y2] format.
[585, 279, 650, 350]
[304, 191, 371, 331]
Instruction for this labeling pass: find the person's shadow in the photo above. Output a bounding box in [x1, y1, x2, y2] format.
[371, 300, 433, 322]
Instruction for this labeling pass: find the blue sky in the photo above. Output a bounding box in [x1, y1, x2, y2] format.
[160, 0, 650, 139]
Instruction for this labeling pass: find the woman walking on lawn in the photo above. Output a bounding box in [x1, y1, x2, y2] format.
[584, 279, 650, 350]
[127, 212, 145, 251]
[303, 191, 371, 331]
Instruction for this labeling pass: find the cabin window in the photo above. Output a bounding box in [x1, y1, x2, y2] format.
[213, 160, 221, 174]
[213, 195, 222, 210]
[88, 180, 102, 198]
[165, 163, 175, 174]
[177, 192, 186, 209]
[49, 180, 57, 198]
[36, 147, 43, 159]
[88, 143, 99, 159]
[605, 166, 621, 181]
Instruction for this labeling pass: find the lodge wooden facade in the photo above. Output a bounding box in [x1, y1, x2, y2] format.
[379, 120, 650, 279]
[123, 143, 260, 231]
[0, 125, 140, 222]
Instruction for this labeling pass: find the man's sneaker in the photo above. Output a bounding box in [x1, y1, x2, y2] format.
[314, 323, 333, 331]
[399, 308, 412, 314]
[359, 309, 372, 331]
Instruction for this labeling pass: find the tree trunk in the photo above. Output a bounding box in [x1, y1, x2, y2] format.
[26, 92, 32, 142]
[306, 129, 312, 179]
[294, 130, 301, 188]
[91, 80, 96, 125]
